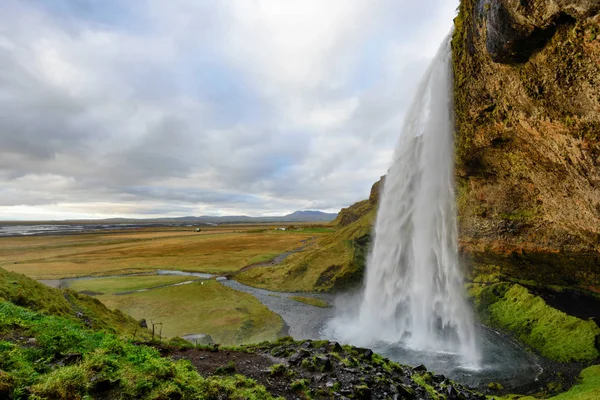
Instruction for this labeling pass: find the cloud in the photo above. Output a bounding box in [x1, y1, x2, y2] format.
[0, 0, 458, 220]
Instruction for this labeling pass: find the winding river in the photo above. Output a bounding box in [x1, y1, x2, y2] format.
[39, 269, 543, 391]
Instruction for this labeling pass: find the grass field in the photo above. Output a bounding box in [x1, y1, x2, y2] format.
[68, 275, 200, 294]
[0, 225, 323, 280]
[289, 296, 331, 308]
[93, 279, 285, 344]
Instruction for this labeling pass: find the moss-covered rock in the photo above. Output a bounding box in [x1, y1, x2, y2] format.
[470, 283, 600, 362]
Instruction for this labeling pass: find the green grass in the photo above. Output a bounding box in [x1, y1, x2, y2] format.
[0, 268, 146, 338]
[96, 279, 285, 345]
[470, 283, 600, 362]
[68, 275, 200, 294]
[492, 366, 600, 400]
[237, 208, 375, 292]
[248, 253, 280, 264]
[0, 300, 277, 399]
[289, 296, 331, 308]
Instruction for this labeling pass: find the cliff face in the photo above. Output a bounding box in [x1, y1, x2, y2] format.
[452, 0, 600, 290]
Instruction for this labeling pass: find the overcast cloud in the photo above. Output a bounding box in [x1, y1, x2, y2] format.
[0, 0, 458, 220]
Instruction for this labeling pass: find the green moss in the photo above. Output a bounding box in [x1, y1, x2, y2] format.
[472, 284, 600, 362]
[412, 373, 443, 400]
[0, 268, 147, 339]
[551, 365, 600, 400]
[288, 296, 330, 308]
[0, 300, 278, 399]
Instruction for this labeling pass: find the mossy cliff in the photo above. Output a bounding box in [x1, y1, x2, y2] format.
[452, 0, 600, 291]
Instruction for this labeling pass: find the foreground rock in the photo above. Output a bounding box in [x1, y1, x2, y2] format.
[164, 337, 487, 400]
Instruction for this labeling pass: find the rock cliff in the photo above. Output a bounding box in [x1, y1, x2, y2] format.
[452, 0, 600, 290]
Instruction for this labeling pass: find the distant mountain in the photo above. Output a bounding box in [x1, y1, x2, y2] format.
[281, 210, 338, 222]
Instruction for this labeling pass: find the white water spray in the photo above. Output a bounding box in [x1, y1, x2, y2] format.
[329, 35, 480, 367]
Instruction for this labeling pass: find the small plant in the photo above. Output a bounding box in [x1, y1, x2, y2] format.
[269, 363, 287, 376]
[214, 360, 236, 375]
[290, 378, 309, 392]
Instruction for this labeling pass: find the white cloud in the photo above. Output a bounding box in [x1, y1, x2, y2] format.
[0, 0, 458, 220]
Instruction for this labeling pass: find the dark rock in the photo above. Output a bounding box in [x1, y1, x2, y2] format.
[314, 355, 333, 372]
[331, 341, 344, 353]
[90, 376, 112, 393]
[63, 353, 82, 365]
[432, 374, 445, 384]
[353, 385, 371, 399]
[362, 348, 374, 360]
[397, 384, 416, 399]
[139, 318, 148, 328]
[412, 364, 427, 372]
[289, 349, 310, 365]
[300, 341, 313, 350]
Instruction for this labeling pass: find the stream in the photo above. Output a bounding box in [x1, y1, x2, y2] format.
[39, 270, 543, 391]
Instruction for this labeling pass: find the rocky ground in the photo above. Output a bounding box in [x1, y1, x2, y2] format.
[161, 338, 486, 400]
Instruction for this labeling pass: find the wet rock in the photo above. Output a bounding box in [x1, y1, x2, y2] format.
[300, 341, 313, 350]
[289, 349, 310, 365]
[331, 341, 344, 353]
[396, 383, 415, 399]
[314, 355, 333, 372]
[362, 348, 374, 360]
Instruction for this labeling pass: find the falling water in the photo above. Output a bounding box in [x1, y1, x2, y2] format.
[328, 35, 480, 367]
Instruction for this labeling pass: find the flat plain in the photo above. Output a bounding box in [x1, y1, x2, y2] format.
[0, 225, 321, 279]
[0, 224, 333, 341]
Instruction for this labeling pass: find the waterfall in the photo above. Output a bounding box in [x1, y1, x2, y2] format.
[329, 35, 480, 367]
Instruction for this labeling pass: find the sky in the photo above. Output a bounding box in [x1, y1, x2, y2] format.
[0, 0, 458, 220]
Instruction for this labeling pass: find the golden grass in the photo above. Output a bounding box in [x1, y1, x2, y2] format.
[0, 226, 316, 279]
[237, 210, 374, 292]
[68, 275, 199, 294]
[289, 296, 331, 308]
[96, 279, 284, 344]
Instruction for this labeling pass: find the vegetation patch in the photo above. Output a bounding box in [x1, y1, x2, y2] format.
[0, 301, 275, 399]
[68, 275, 199, 294]
[288, 296, 331, 308]
[0, 268, 145, 338]
[470, 283, 600, 362]
[96, 279, 285, 344]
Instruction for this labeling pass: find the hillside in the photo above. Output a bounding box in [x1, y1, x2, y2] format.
[236, 178, 383, 292]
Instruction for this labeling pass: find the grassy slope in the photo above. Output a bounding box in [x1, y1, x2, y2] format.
[236, 208, 374, 292]
[0, 228, 313, 279]
[0, 301, 275, 399]
[68, 275, 199, 294]
[96, 280, 285, 345]
[470, 283, 600, 362]
[0, 268, 146, 339]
